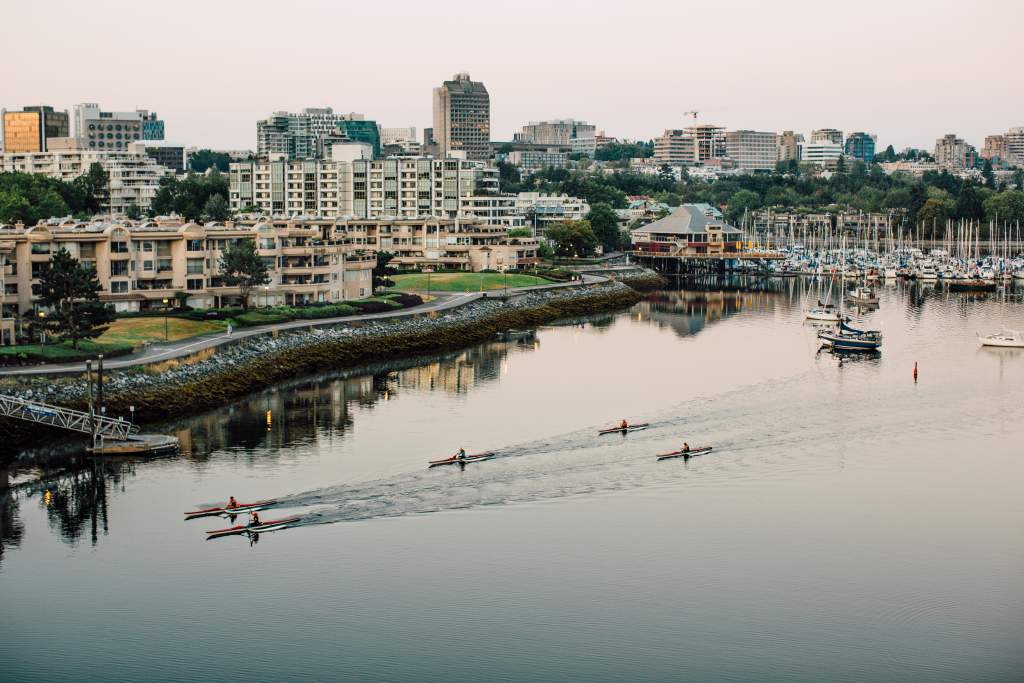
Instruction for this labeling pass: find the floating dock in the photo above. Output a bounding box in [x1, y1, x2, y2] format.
[87, 434, 180, 456]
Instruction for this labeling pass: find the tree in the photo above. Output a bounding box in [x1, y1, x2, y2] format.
[507, 228, 533, 238]
[188, 149, 233, 173]
[726, 189, 760, 223]
[546, 220, 598, 258]
[586, 202, 622, 252]
[125, 203, 142, 221]
[73, 162, 109, 214]
[917, 198, 949, 236]
[982, 159, 996, 189]
[983, 190, 1024, 224]
[203, 194, 231, 222]
[218, 240, 270, 309]
[36, 248, 115, 348]
[372, 251, 395, 289]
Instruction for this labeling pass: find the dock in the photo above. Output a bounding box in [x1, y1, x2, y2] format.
[87, 434, 180, 456]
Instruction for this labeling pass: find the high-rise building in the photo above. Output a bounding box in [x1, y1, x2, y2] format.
[333, 118, 381, 157]
[518, 119, 597, 157]
[1001, 128, 1024, 166]
[256, 108, 371, 159]
[934, 134, 977, 170]
[724, 130, 779, 171]
[811, 128, 843, 145]
[433, 73, 491, 160]
[778, 131, 804, 162]
[800, 140, 844, 167]
[2, 106, 70, 153]
[843, 132, 877, 163]
[982, 135, 1006, 161]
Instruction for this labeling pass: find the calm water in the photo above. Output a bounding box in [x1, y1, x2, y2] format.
[2, 278, 1023, 682]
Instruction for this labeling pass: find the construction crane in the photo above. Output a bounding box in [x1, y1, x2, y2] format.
[683, 110, 699, 122]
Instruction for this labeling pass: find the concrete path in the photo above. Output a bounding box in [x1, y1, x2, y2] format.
[1, 275, 607, 378]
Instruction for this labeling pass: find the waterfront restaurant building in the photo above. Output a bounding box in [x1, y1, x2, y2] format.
[631, 204, 744, 257]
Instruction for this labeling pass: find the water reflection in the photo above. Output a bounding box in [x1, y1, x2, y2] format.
[638, 277, 791, 338]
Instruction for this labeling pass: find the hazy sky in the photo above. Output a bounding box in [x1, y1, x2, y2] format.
[3, 0, 1021, 151]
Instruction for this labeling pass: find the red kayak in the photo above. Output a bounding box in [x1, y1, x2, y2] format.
[599, 423, 649, 435]
[185, 500, 277, 518]
[206, 515, 303, 540]
[656, 446, 713, 460]
[428, 452, 495, 467]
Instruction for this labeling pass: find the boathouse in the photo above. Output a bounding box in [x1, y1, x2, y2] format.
[631, 204, 744, 257]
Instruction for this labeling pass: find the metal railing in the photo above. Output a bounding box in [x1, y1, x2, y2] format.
[0, 394, 137, 441]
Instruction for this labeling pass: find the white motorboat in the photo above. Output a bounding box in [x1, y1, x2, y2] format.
[978, 329, 1024, 348]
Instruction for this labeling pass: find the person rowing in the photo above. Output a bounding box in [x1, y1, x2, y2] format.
[681, 442, 690, 453]
[226, 496, 239, 510]
[620, 419, 629, 430]
[455, 447, 467, 461]
[249, 511, 261, 527]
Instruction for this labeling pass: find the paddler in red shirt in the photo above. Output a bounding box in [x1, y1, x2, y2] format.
[226, 496, 239, 510]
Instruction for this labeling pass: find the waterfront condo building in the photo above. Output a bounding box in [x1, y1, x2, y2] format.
[228, 156, 498, 219]
[0, 217, 375, 319]
[724, 130, 779, 172]
[843, 132, 877, 163]
[1, 106, 70, 153]
[0, 141, 174, 213]
[934, 134, 978, 170]
[433, 73, 491, 160]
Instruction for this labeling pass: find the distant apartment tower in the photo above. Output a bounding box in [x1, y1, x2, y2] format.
[1001, 127, 1024, 166]
[724, 130, 779, 171]
[934, 134, 977, 169]
[1, 106, 70, 152]
[982, 135, 1007, 161]
[811, 128, 843, 145]
[519, 119, 597, 157]
[843, 132, 877, 163]
[433, 73, 491, 160]
[256, 108, 373, 159]
[777, 131, 804, 162]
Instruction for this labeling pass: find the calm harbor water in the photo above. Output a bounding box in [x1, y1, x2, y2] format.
[2, 277, 1023, 682]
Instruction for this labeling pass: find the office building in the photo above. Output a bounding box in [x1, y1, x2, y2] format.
[843, 132, 876, 163]
[934, 134, 978, 170]
[0, 142, 173, 213]
[811, 128, 843, 145]
[507, 149, 569, 172]
[800, 139, 844, 167]
[2, 106, 70, 152]
[144, 143, 191, 173]
[256, 108, 372, 159]
[433, 73, 491, 160]
[724, 130, 779, 171]
[380, 127, 417, 145]
[653, 125, 725, 166]
[518, 119, 597, 157]
[73, 104, 165, 148]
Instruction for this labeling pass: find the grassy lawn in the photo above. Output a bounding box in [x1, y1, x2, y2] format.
[97, 317, 226, 348]
[0, 339, 134, 362]
[391, 272, 553, 292]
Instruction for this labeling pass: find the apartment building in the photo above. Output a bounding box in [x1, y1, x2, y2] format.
[934, 134, 978, 170]
[433, 73, 491, 160]
[514, 192, 590, 237]
[0, 141, 174, 213]
[0, 217, 375, 319]
[458, 195, 526, 230]
[724, 130, 779, 172]
[229, 156, 498, 219]
[653, 125, 726, 166]
[982, 135, 1007, 162]
[811, 128, 843, 145]
[2, 106, 70, 152]
[506, 149, 569, 172]
[778, 131, 804, 162]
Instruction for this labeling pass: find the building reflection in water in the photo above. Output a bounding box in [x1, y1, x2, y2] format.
[165, 334, 539, 460]
[636, 276, 790, 338]
[1, 467, 25, 566]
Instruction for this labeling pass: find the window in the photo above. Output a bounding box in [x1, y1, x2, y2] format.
[187, 278, 204, 291]
[143, 260, 154, 271]
[31, 243, 51, 254]
[110, 281, 128, 293]
[142, 241, 154, 252]
[186, 239, 203, 252]
[110, 241, 129, 253]
[110, 261, 129, 277]
[187, 258, 203, 274]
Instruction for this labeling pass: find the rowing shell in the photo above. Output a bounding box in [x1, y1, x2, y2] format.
[428, 452, 495, 467]
[185, 500, 278, 518]
[206, 515, 303, 540]
[598, 423, 650, 435]
[656, 446, 713, 461]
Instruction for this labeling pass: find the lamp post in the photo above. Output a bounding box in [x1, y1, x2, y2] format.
[37, 310, 46, 355]
[263, 285, 270, 308]
[162, 297, 169, 340]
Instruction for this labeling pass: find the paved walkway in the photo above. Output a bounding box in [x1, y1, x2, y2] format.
[1, 275, 606, 378]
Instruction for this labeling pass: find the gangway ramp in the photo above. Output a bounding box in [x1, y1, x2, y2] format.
[0, 394, 137, 441]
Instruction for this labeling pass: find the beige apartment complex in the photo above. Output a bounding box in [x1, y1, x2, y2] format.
[724, 130, 779, 171]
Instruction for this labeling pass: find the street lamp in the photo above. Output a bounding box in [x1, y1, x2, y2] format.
[37, 310, 46, 355]
[162, 297, 169, 340]
[263, 285, 270, 308]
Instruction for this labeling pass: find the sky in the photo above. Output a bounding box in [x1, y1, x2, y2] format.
[2, 0, 1021, 152]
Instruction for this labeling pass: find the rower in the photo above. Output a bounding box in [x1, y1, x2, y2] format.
[455, 448, 467, 461]
[620, 419, 628, 430]
[249, 511, 261, 527]
[682, 442, 690, 453]
[226, 496, 239, 510]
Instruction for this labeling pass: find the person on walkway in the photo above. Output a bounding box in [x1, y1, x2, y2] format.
[226, 323, 233, 337]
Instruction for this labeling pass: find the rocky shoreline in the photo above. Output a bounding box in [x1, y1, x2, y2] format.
[1, 281, 644, 456]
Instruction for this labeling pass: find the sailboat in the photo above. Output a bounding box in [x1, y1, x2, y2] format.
[978, 329, 1024, 348]
[818, 237, 882, 352]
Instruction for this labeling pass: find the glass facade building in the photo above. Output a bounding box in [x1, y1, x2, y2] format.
[844, 132, 876, 163]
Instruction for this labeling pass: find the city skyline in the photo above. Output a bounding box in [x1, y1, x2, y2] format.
[3, 0, 1021, 152]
